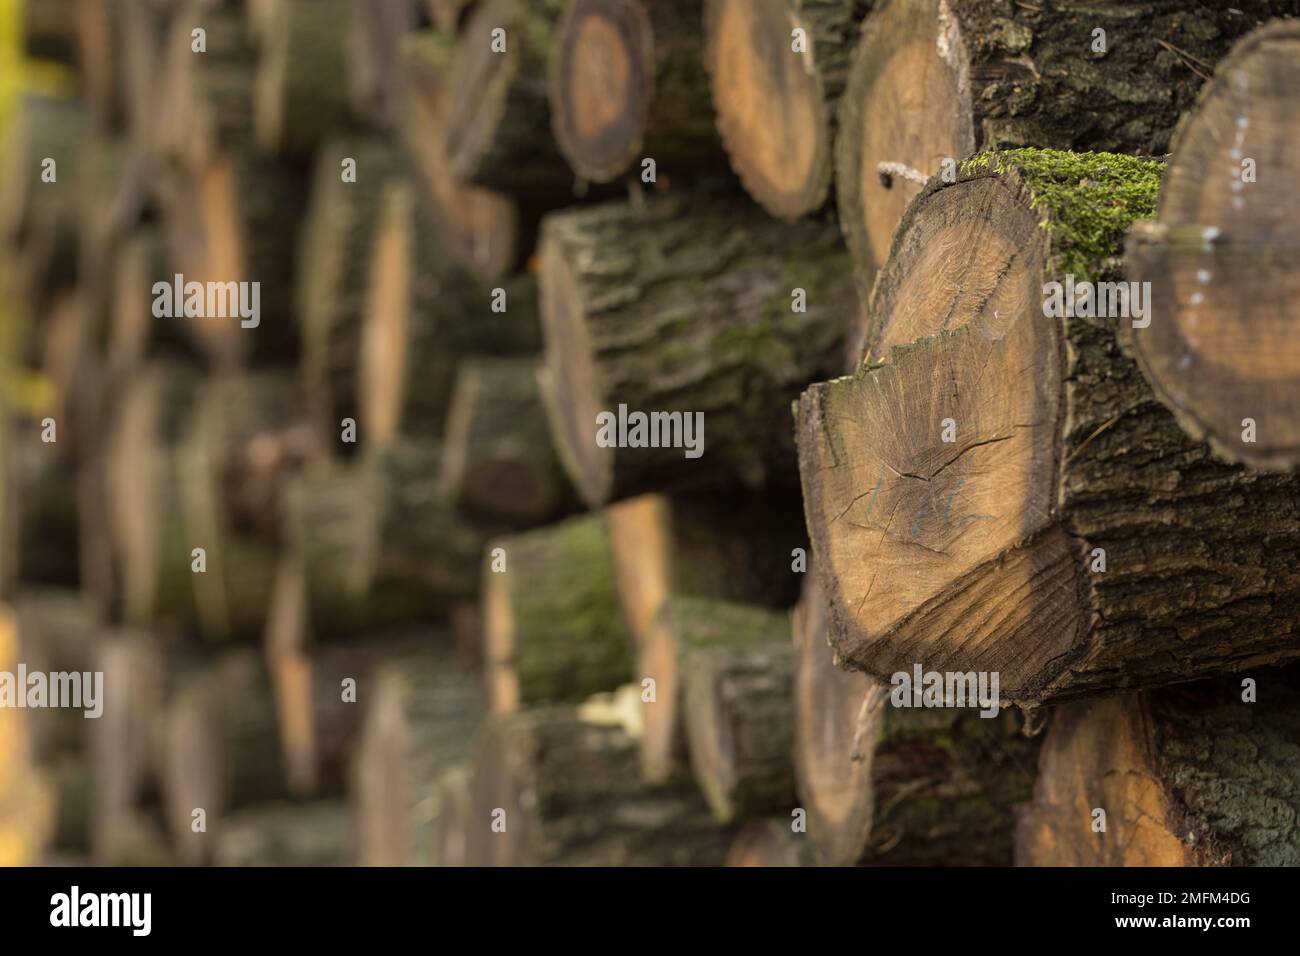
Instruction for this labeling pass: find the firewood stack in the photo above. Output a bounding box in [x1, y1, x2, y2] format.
[0, 0, 1297, 868]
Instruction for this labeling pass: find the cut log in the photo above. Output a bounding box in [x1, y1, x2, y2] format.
[213, 800, 354, 866]
[443, 0, 576, 194]
[353, 651, 483, 865]
[160, 151, 309, 368]
[726, 818, 816, 867]
[438, 357, 577, 525]
[0, 605, 56, 865]
[89, 630, 167, 865]
[428, 764, 473, 866]
[550, 0, 724, 183]
[468, 705, 735, 865]
[703, 0, 871, 219]
[349, 0, 422, 129]
[791, 568, 876, 864]
[1017, 672, 1300, 866]
[358, 179, 542, 445]
[680, 609, 796, 821]
[296, 136, 404, 442]
[176, 370, 315, 641]
[834, 0, 1298, 321]
[800, 148, 1300, 709]
[603, 489, 806, 651]
[402, 29, 521, 281]
[482, 512, 633, 714]
[254, 0, 356, 154]
[538, 195, 854, 505]
[1128, 20, 1300, 470]
[158, 651, 286, 864]
[640, 596, 784, 785]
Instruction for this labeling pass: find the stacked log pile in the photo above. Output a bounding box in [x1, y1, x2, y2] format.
[1, 0, 1298, 868]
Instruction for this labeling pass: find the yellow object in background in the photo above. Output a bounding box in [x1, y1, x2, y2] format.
[0, 605, 55, 866]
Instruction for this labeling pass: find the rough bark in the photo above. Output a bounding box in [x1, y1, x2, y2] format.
[353, 651, 483, 865]
[835, 0, 1300, 321]
[538, 195, 854, 505]
[801, 148, 1300, 710]
[482, 511, 633, 714]
[1018, 671, 1300, 866]
[703, 0, 872, 219]
[1127, 20, 1300, 470]
[681, 613, 797, 822]
[468, 705, 735, 865]
[550, 0, 725, 183]
[443, 0, 577, 194]
[438, 356, 578, 525]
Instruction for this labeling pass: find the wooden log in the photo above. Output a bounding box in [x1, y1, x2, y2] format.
[726, 818, 816, 867]
[253, 0, 356, 154]
[800, 148, 1300, 709]
[358, 179, 542, 445]
[89, 630, 167, 865]
[538, 195, 854, 505]
[13, 589, 98, 758]
[106, 228, 195, 386]
[428, 764, 473, 865]
[213, 800, 354, 866]
[158, 651, 287, 864]
[1128, 20, 1300, 470]
[703, 0, 871, 220]
[549, 0, 724, 183]
[482, 512, 633, 714]
[177, 370, 315, 641]
[349, 0, 422, 129]
[0, 605, 56, 865]
[834, 0, 1299, 319]
[159, 151, 310, 369]
[353, 651, 483, 865]
[401, 29, 521, 281]
[1017, 672, 1300, 866]
[468, 705, 735, 865]
[680, 607, 796, 821]
[640, 596, 782, 785]
[105, 362, 201, 632]
[120, 0, 177, 154]
[791, 568, 876, 865]
[603, 490, 806, 651]
[296, 136, 404, 442]
[443, 0, 576, 195]
[438, 357, 577, 525]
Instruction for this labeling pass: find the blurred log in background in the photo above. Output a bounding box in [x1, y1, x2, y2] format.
[0, 0, 1298, 868]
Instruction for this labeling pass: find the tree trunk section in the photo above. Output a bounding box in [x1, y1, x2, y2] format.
[1127, 20, 1300, 470]
[704, 0, 871, 219]
[438, 356, 577, 525]
[1017, 672, 1300, 866]
[800, 148, 1300, 710]
[482, 512, 633, 714]
[539, 195, 854, 505]
[835, 0, 1299, 331]
[468, 705, 735, 865]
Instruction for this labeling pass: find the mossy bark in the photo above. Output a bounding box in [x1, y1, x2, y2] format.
[483, 512, 633, 712]
[539, 194, 854, 505]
